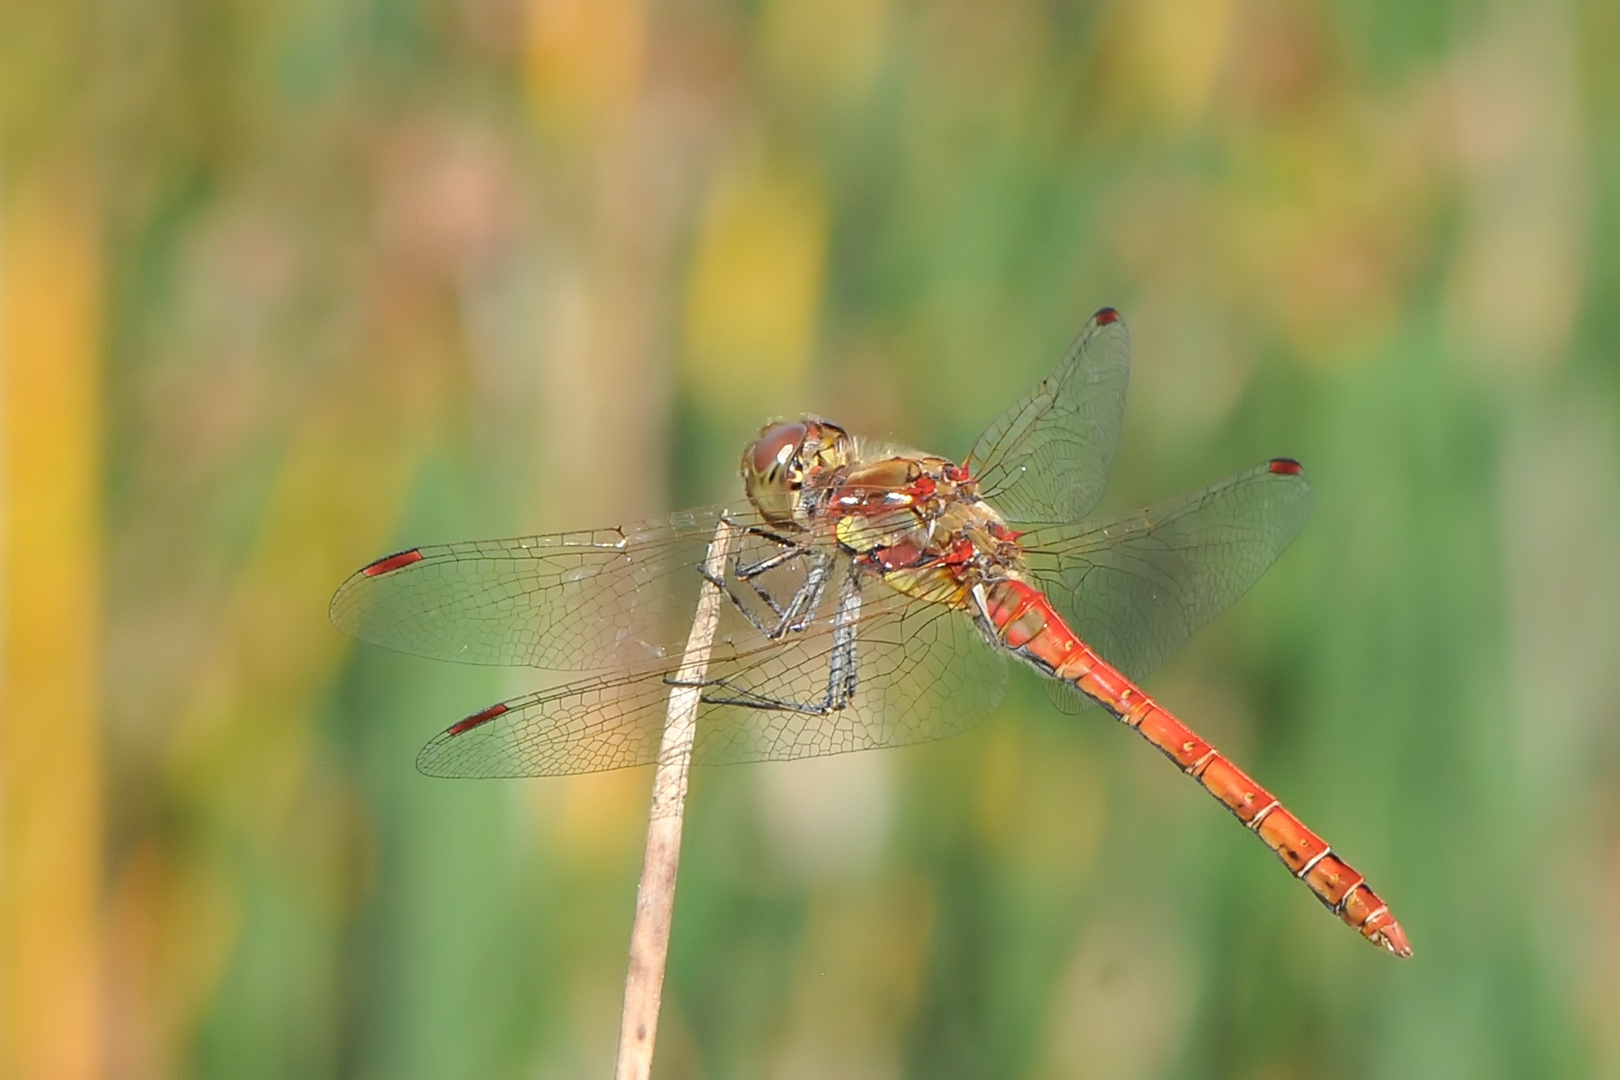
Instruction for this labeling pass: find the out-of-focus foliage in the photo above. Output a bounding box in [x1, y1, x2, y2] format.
[3, 0, 1619, 1077]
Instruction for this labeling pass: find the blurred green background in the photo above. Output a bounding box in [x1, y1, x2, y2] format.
[4, 0, 1619, 1077]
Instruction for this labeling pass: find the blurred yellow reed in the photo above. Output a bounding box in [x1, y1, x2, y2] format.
[525, 0, 646, 134]
[0, 174, 104, 1080]
[683, 157, 829, 419]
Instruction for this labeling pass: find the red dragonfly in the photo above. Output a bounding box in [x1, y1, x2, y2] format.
[332, 308, 1410, 957]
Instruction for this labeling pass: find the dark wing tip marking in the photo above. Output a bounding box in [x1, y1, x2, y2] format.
[1267, 458, 1304, 476]
[447, 702, 509, 737]
[1094, 307, 1121, 326]
[361, 548, 425, 577]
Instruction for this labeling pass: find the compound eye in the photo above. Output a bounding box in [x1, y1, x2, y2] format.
[748, 422, 807, 480]
[743, 422, 811, 526]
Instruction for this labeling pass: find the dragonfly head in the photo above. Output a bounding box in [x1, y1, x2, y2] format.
[742, 418, 851, 526]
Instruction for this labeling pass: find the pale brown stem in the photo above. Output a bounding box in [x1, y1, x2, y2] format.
[613, 518, 736, 1080]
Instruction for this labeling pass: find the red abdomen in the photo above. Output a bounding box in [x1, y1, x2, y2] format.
[978, 577, 1411, 956]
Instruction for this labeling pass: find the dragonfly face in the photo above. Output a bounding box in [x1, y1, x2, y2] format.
[741, 418, 850, 529]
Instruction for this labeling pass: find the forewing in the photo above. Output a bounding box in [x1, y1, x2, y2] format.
[331, 507, 760, 670]
[414, 578, 1009, 778]
[1018, 460, 1311, 711]
[964, 308, 1131, 525]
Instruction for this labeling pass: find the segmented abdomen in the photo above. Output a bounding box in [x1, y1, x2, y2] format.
[981, 578, 1411, 957]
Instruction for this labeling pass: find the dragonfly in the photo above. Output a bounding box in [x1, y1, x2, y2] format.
[331, 308, 1410, 957]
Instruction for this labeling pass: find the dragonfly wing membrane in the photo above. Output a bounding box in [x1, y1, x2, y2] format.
[1020, 460, 1312, 689]
[415, 578, 1009, 778]
[329, 508, 783, 671]
[694, 583, 1008, 765]
[417, 673, 674, 777]
[965, 308, 1131, 525]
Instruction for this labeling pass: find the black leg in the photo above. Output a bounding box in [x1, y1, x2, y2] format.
[675, 564, 863, 715]
[700, 525, 836, 640]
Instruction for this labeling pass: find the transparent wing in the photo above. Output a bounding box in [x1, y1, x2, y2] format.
[693, 584, 1006, 766]
[332, 311, 1129, 672]
[332, 507, 773, 671]
[1017, 460, 1312, 712]
[414, 580, 1009, 778]
[963, 308, 1131, 525]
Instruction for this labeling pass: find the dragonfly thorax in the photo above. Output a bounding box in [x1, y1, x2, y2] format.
[826, 453, 1032, 610]
[743, 418, 1031, 605]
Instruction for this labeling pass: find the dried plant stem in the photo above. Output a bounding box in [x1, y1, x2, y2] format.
[613, 518, 736, 1080]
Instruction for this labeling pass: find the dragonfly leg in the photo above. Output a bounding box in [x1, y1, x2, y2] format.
[728, 518, 826, 597]
[701, 533, 834, 639]
[676, 565, 862, 715]
[767, 552, 834, 635]
[731, 542, 805, 580]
